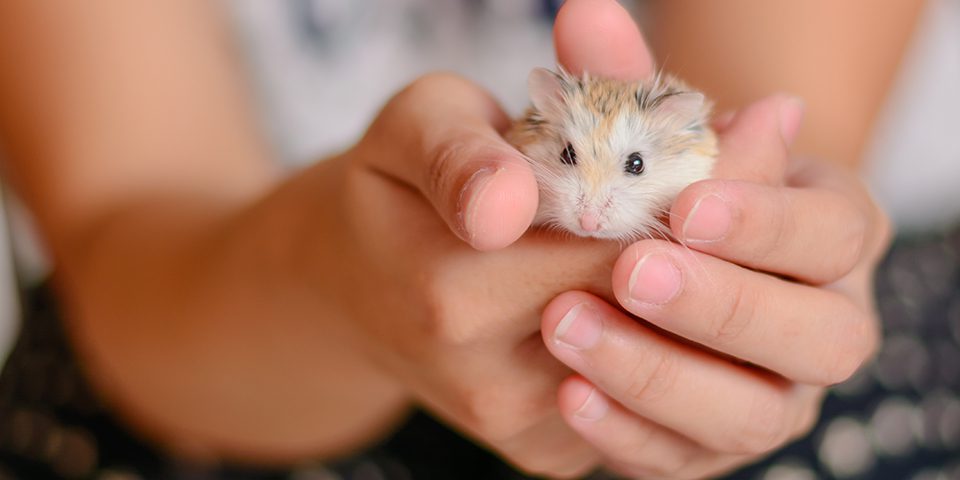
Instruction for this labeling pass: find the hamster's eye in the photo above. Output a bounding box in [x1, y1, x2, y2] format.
[560, 143, 577, 166]
[625, 152, 645, 175]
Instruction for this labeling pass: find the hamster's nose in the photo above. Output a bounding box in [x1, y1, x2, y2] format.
[579, 209, 601, 232]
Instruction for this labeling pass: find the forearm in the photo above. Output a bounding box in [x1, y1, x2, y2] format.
[647, 0, 925, 168]
[0, 0, 276, 242]
[0, 1, 409, 462]
[57, 156, 409, 462]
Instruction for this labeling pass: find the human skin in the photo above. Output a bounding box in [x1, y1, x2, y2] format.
[0, 1, 612, 474]
[541, 1, 914, 477]
[0, 0, 912, 478]
[647, 0, 926, 169]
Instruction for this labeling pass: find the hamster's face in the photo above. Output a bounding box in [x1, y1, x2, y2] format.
[516, 69, 717, 240]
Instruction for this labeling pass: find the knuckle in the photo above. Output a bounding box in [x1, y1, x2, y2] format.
[709, 283, 757, 345]
[792, 401, 822, 440]
[418, 265, 485, 347]
[602, 423, 680, 474]
[726, 389, 789, 454]
[366, 72, 476, 163]
[400, 71, 471, 102]
[874, 207, 894, 250]
[459, 389, 521, 441]
[818, 307, 877, 385]
[833, 230, 865, 282]
[866, 203, 894, 262]
[624, 348, 680, 404]
[642, 447, 692, 478]
[456, 384, 547, 443]
[822, 196, 869, 282]
[504, 443, 599, 479]
[756, 188, 793, 265]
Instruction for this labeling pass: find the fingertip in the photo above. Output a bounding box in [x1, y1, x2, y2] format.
[668, 179, 730, 241]
[671, 178, 709, 217]
[541, 291, 593, 339]
[557, 375, 597, 418]
[611, 243, 639, 303]
[462, 159, 539, 251]
[554, 0, 654, 80]
[611, 239, 675, 308]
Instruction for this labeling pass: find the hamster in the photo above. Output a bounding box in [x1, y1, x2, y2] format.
[508, 67, 717, 241]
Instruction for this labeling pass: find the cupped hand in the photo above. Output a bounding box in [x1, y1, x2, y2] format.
[321, 74, 618, 475]
[304, 2, 652, 474]
[538, 1, 892, 478]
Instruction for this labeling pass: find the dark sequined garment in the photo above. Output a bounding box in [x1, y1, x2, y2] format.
[1, 224, 959, 480]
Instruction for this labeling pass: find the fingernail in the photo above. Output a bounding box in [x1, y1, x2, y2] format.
[778, 96, 805, 145]
[573, 387, 609, 421]
[458, 167, 499, 242]
[628, 253, 682, 305]
[682, 194, 731, 242]
[554, 303, 602, 350]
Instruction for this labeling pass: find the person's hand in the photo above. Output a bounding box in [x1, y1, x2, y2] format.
[303, 11, 640, 473]
[312, 72, 610, 476]
[279, 1, 660, 476]
[537, 2, 893, 477]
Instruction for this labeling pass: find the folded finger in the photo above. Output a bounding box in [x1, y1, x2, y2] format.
[611, 240, 878, 386]
[711, 95, 803, 185]
[671, 179, 868, 284]
[558, 375, 734, 479]
[542, 291, 806, 455]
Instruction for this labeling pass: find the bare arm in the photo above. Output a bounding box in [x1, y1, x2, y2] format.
[0, 1, 408, 462]
[0, 1, 275, 238]
[646, 0, 926, 168]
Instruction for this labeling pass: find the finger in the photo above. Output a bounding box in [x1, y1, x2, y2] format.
[359, 73, 538, 251]
[788, 155, 893, 267]
[496, 412, 602, 479]
[542, 291, 811, 455]
[610, 240, 878, 386]
[558, 375, 740, 479]
[671, 179, 868, 284]
[711, 94, 804, 185]
[569, 384, 825, 480]
[554, 0, 655, 80]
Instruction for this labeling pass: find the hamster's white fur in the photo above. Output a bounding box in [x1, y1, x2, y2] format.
[508, 68, 717, 241]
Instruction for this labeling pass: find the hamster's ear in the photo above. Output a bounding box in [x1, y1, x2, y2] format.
[655, 92, 707, 119]
[528, 68, 567, 116]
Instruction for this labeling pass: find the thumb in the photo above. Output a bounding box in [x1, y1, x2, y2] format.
[554, 0, 655, 80]
[357, 73, 538, 251]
